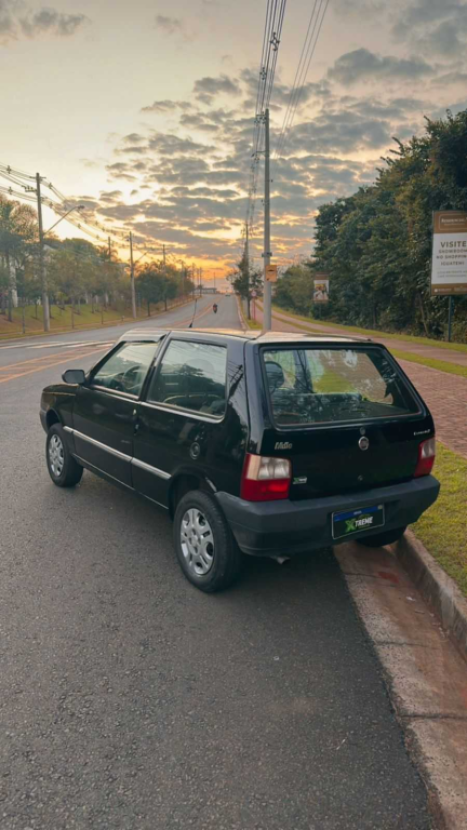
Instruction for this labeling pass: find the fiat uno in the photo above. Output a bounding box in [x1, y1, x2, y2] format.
[40, 329, 440, 592]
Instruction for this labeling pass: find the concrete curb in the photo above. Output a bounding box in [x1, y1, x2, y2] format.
[235, 295, 247, 331]
[394, 529, 467, 662]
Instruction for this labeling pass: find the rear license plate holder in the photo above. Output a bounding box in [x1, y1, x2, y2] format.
[332, 504, 385, 540]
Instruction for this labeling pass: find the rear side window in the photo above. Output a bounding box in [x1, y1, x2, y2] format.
[262, 347, 420, 426]
[148, 339, 227, 417]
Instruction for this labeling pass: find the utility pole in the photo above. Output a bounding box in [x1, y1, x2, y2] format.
[245, 221, 251, 319]
[129, 232, 136, 319]
[162, 244, 166, 266]
[36, 173, 50, 332]
[262, 108, 272, 333]
[108, 236, 112, 261]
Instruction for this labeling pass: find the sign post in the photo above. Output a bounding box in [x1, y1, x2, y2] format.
[431, 211, 467, 341]
[313, 274, 330, 303]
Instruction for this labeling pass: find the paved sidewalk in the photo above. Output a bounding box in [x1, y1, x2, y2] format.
[266, 305, 467, 368]
[254, 303, 467, 459]
[398, 360, 467, 458]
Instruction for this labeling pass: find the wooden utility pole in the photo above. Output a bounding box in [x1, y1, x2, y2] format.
[245, 221, 251, 319]
[129, 232, 136, 319]
[262, 108, 272, 333]
[36, 173, 50, 332]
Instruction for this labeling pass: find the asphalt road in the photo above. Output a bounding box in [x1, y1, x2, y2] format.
[0, 295, 432, 829]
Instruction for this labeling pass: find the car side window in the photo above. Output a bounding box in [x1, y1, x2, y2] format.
[147, 339, 227, 417]
[92, 342, 158, 396]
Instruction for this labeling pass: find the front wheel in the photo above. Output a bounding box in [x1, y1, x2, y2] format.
[173, 491, 242, 592]
[46, 424, 83, 487]
[357, 526, 407, 548]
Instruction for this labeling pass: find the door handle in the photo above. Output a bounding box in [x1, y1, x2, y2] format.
[133, 409, 141, 433]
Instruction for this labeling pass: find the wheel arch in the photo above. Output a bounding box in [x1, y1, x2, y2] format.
[168, 470, 216, 518]
[45, 409, 61, 430]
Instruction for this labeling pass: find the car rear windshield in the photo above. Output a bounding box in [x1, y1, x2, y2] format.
[262, 346, 420, 426]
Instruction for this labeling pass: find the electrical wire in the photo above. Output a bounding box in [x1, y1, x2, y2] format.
[246, 0, 287, 239]
[275, 0, 330, 159]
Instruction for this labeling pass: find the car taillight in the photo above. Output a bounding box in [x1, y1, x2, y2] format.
[240, 454, 292, 501]
[414, 437, 436, 478]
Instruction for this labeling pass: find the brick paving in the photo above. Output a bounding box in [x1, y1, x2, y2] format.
[253, 303, 467, 459]
[398, 360, 467, 459]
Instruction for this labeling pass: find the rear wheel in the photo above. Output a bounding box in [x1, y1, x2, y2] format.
[357, 527, 406, 548]
[46, 424, 83, 487]
[173, 490, 242, 592]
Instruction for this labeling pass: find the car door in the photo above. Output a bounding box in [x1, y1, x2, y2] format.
[72, 341, 159, 487]
[132, 337, 229, 506]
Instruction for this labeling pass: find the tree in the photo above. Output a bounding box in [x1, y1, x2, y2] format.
[231, 249, 262, 318]
[308, 110, 467, 340]
[275, 265, 315, 315]
[137, 267, 166, 316]
[0, 197, 37, 321]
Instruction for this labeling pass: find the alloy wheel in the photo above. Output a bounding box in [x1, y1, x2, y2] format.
[180, 508, 215, 576]
[48, 434, 65, 478]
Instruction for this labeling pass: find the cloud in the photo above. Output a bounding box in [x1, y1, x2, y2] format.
[327, 48, 434, 86]
[193, 74, 242, 105]
[155, 14, 191, 39]
[393, 0, 465, 32]
[392, 0, 467, 56]
[95, 63, 447, 261]
[20, 8, 88, 37]
[0, 0, 88, 41]
[141, 99, 193, 114]
[0, 0, 15, 37]
[332, 0, 385, 15]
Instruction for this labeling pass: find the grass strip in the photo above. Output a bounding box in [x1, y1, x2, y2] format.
[414, 443, 467, 598]
[390, 350, 467, 379]
[255, 304, 467, 379]
[270, 304, 467, 353]
[0, 299, 192, 341]
[238, 299, 262, 330]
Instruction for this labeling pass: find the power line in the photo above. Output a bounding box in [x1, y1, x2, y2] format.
[246, 0, 288, 237]
[275, 0, 330, 159]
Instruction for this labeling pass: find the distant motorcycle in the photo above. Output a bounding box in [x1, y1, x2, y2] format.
[213, 303, 218, 313]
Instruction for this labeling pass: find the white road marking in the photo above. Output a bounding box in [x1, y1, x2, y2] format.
[0, 340, 113, 351]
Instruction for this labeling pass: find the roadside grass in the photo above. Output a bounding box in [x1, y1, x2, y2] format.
[390, 349, 467, 379]
[414, 443, 467, 597]
[270, 303, 467, 353]
[0, 299, 190, 340]
[238, 299, 262, 330]
[255, 303, 467, 379]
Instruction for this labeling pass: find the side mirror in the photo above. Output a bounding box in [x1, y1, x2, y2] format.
[62, 369, 86, 385]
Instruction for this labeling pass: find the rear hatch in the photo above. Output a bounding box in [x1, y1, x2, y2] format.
[258, 342, 433, 499]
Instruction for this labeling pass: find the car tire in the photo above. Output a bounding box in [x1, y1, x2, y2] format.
[357, 526, 407, 548]
[46, 423, 83, 488]
[173, 490, 242, 592]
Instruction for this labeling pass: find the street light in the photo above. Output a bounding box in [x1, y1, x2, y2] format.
[43, 205, 85, 237]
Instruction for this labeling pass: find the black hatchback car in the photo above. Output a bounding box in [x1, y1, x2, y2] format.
[40, 328, 440, 592]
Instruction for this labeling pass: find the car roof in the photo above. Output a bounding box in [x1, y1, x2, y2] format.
[119, 328, 373, 345]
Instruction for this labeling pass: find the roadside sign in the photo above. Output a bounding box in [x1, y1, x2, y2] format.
[313, 274, 329, 303]
[431, 211, 467, 296]
[265, 264, 278, 282]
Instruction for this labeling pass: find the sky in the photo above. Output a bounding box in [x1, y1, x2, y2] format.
[2, 0, 467, 279]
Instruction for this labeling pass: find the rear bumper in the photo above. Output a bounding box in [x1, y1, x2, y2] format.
[215, 476, 440, 556]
